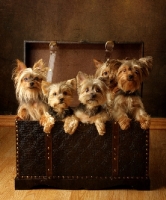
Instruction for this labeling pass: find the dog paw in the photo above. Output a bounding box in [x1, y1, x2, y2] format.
[18, 109, 28, 120]
[139, 115, 151, 129]
[40, 112, 55, 134]
[39, 115, 45, 126]
[95, 120, 106, 136]
[118, 117, 131, 130]
[64, 116, 79, 135]
[43, 124, 54, 134]
[16, 115, 23, 121]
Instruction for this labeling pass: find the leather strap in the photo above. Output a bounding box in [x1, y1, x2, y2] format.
[47, 41, 57, 82]
[45, 133, 53, 177]
[112, 121, 119, 177]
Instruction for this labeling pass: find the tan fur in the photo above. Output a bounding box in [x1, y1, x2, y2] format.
[39, 79, 76, 134]
[94, 59, 122, 109]
[65, 71, 110, 136]
[94, 59, 121, 90]
[12, 59, 48, 120]
[112, 56, 152, 130]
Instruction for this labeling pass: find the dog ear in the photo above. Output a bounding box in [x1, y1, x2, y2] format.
[15, 59, 27, 74]
[17, 59, 27, 69]
[11, 60, 27, 82]
[93, 59, 103, 69]
[33, 59, 44, 70]
[76, 71, 88, 85]
[66, 78, 77, 90]
[33, 59, 48, 78]
[41, 80, 51, 97]
[139, 56, 153, 78]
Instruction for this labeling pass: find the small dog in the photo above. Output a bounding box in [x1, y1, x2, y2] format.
[94, 58, 121, 91]
[39, 78, 76, 134]
[94, 59, 122, 108]
[64, 71, 110, 136]
[112, 56, 153, 130]
[12, 59, 48, 120]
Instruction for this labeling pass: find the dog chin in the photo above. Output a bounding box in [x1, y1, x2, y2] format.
[28, 86, 38, 90]
[28, 87, 35, 90]
[58, 102, 68, 109]
[120, 81, 137, 92]
[86, 99, 99, 106]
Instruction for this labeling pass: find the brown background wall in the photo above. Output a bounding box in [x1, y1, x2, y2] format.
[0, 0, 166, 117]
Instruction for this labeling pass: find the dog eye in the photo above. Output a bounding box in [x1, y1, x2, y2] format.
[86, 88, 89, 92]
[135, 70, 139, 74]
[96, 88, 101, 93]
[103, 71, 108, 76]
[123, 69, 126, 72]
[23, 77, 28, 81]
[53, 92, 56, 96]
[34, 77, 39, 81]
[63, 91, 68, 95]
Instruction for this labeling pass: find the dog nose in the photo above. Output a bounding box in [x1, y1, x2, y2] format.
[59, 98, 64, 103]
[128, 75, 133, 80]
[30, 82, 34, 87]
[91, 93, 96, 99]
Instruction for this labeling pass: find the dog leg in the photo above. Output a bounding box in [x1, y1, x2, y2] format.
[64, 115, 79, 135]
[40, 112, 54, 134]
[17, 108, 29, 120]
[139, 114, 151, 129]
[118, 116, 131, 130]
[95, 119, 106, 135]
[135, 109, 151, 129]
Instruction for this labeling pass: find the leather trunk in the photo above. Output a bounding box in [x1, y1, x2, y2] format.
[15, 120, 150, 190]
[15, 41, 150, 190]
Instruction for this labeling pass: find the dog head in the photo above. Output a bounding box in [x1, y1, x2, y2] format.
[41, 79, 76, 111]
[12, 59, 47, 102]
[94, 59, 122, 90]
[76, 71, 108, 109]
[116, 56, 153, 93]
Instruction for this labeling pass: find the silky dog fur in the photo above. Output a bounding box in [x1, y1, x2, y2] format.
[12, 59, 48, 120]
[112, 56, 152, 130]
[94, 59, 122, 109]
[40, 78, 76, 133]
[64, 71, 110, 135]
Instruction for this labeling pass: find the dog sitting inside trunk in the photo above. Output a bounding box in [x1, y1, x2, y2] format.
[112, 56, 152, 130]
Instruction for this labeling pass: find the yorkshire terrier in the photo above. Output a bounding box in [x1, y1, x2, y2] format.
[12, 59, 48, 120]
[39, 78, 76, 134]
[94, 58, 122, 108]
[112, 56, 153, 130]
[64, 71, 110, 136]
[94, 58, 121, 91]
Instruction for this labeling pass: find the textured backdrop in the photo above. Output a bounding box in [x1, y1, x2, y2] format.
[0, 0, 166, 117]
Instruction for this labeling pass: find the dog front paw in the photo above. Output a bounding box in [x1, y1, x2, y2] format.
[43, 124, 54, 134]
[95, 120, 106, 136]
[16, 115, 23, 121]
[39, 114, 46, 126]
[40, 112, 55, 134]
[139, 115, 151, 129]
[17, 109, 28, 120]
[118, 116, 131, 130]
[64, 115, 79, 135]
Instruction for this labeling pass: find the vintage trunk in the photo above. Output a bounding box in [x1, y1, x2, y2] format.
[15, 41, 150, 190]
[15, 120, 149, 190]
